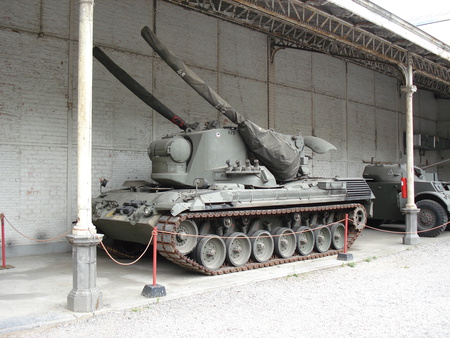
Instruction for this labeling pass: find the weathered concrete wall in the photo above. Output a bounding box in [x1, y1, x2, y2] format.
[0, 0, 448, 255]
[0, 0, 155, 255]
[272, 49, 403, 178]
[410, 90, 443, 176]
[436, 99, 450, 180]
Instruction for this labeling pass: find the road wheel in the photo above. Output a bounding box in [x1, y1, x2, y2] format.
[249, 230, 274, 263]
[196, 235, 226, 270]
[416, 200, 447, 237]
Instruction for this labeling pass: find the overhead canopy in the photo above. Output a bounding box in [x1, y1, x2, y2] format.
[162, 0, 450, 98]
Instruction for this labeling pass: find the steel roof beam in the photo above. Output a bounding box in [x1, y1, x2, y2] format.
[162, 0, 450, 98]
[328, 0, 450, 61]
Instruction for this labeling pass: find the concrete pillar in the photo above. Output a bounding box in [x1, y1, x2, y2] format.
[402, 208, 420, 245]
[399, 56, 420, 245]
[66, 0, 103, 312]
[67, 234, 103, 312]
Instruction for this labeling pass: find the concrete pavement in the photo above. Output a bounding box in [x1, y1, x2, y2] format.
[1, 225, 449, 335]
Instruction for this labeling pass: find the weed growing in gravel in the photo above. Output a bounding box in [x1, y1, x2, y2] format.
[346, 262, 357, 268]
[285, 273, 299, 279]
[364, 256, 377, 262]
[285, 269, 300, 279]
[131, 305, 152, 313]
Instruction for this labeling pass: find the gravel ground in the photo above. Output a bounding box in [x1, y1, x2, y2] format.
[13, 237, 450, 338]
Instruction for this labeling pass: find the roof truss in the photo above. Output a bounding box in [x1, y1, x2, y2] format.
[162, 0, 450, 98]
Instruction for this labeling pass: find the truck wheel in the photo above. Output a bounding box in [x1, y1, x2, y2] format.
[416, 200, 448, 237]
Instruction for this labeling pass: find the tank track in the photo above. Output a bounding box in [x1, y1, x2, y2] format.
[100, 244, 143, 260]
[156, 203, 365, 275]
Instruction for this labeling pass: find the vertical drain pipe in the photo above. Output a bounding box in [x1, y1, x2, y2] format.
[66, 0, 104, 312]
[400, 55, 420, 245]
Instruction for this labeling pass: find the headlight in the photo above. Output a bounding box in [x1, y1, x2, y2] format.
[143, 206, 153, 217]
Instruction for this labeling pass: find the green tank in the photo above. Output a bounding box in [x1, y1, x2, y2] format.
[91, 27, 374, 275]
[363, 163, 449, 237]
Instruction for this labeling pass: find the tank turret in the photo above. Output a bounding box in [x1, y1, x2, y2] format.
[141, 26, 336, 182]
[95, 28, 336, 189]
[94, 45, 277, 188]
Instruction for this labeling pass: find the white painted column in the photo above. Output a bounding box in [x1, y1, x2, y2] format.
[400, 56, 420, 245]
[67, 0, 103, 312]
[73, 0, 96, 235]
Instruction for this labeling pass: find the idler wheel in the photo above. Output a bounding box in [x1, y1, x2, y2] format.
[195, 235, 226, 270]
[175, 220, 198, 255]
[293, 226, 314, 256]
[249, 230, 274, 263]
[225, 232, 252, 267]
[314, 226, 331, 253]
[272, 227, 296, 258]
[349, 206, 367, 230]
[331, 223, 345, 250]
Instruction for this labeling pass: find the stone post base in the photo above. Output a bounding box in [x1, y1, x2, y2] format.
[337, 253, 354, 261]
[402, 208, 420, 245]
[142, 284, 167, 298]
[66, 234, 104, 312]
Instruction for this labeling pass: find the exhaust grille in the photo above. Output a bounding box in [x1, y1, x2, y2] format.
[338, 179, 373, 200]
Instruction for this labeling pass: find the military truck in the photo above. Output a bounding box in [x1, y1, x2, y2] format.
[363, 163, 449, 237]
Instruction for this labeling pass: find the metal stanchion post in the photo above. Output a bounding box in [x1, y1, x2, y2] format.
[0, 214, 14, 270]
[338, 214, 353, 261]
[142, 228, 167, 298]
[152, 228, 158, 286]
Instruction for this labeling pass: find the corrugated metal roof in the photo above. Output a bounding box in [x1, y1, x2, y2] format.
[162, 0, 450, 98]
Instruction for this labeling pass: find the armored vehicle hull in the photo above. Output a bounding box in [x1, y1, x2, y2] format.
[92, 27, 373, 274]
[363, 163, 449, 237]
[93, 178, 372, 275]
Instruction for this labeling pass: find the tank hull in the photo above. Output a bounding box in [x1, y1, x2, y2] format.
[93, 178, 373, 242]
[93, 178, 373, 274]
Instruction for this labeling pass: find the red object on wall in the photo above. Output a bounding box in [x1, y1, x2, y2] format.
[1, 213, 5, 268]
[401, 177, 407, 198]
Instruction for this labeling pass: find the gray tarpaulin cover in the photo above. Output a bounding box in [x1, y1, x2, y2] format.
[237, 120, 300, 180]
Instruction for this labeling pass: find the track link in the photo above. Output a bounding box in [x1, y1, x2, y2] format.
[156, 203, 365, 275]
